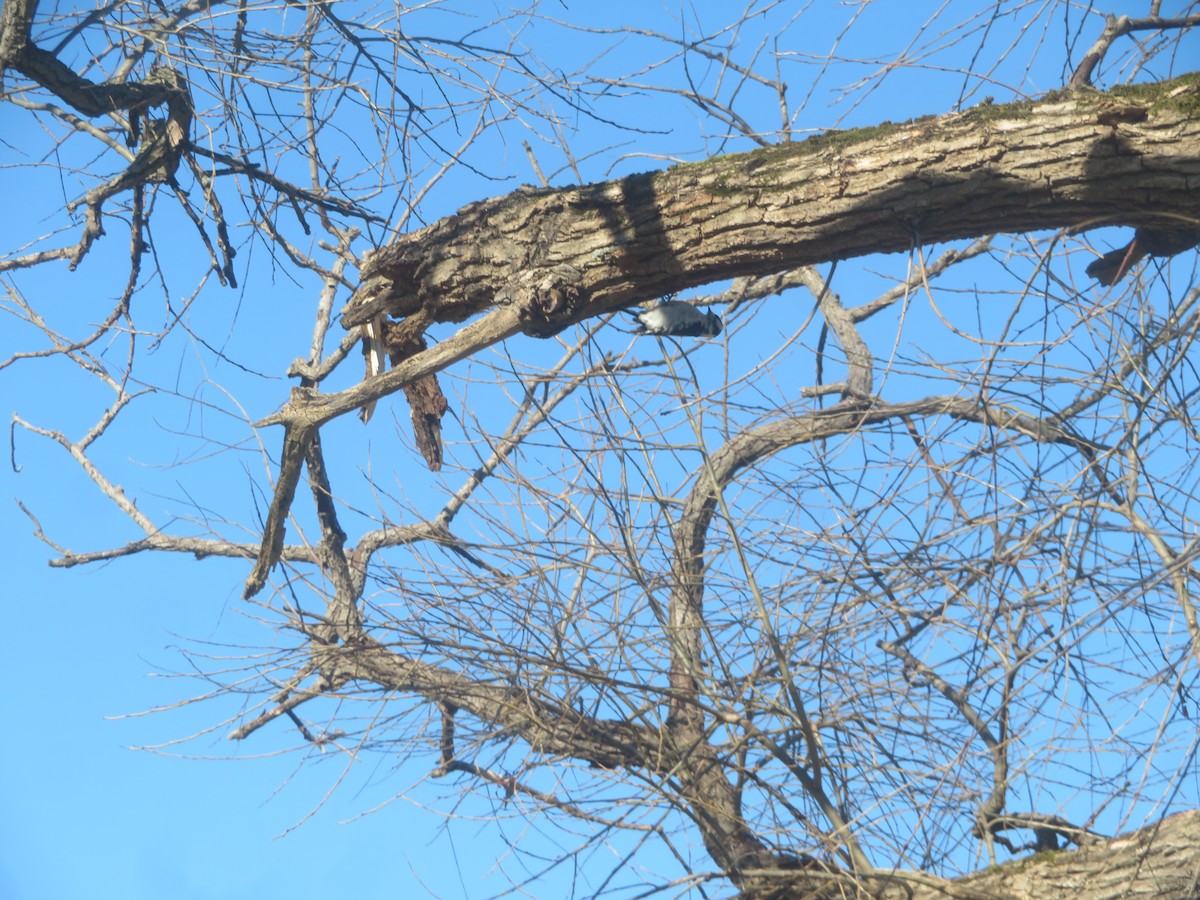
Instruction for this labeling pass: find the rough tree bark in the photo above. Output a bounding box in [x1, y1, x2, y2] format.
[343, 79, 1199, 336]
[892, 810, 1200, 900]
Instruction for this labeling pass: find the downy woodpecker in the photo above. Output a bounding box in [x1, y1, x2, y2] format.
[632, 300, 723, 338]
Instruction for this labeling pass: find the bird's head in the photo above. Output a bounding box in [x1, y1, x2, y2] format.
[704, 311, 724, 337]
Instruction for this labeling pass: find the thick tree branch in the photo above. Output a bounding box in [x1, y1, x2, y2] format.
[342, 75, 1200, 338]
[920, 810, 1200, 900]
[1, 0, 171, 115]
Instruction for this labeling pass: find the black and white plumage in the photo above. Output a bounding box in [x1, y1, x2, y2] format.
[631, 301, 723, 338]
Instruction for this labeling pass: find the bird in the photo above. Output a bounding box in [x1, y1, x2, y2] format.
[631, 300, 723, 338]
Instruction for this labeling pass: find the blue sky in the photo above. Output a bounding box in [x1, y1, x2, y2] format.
[3, 1, 1199, 898]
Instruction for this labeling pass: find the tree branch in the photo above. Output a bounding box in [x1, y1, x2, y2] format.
[342, 76, 1200, 337]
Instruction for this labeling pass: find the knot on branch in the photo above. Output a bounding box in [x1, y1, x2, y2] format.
[126, 66, 193, 176]
[501, 264, 585, 337]
[48, 62, 197, 269]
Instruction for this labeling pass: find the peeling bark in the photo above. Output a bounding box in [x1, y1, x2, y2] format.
[383, 321, 449, 472]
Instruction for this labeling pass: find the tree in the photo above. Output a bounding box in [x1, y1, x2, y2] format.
[4, 1, 1200, 896]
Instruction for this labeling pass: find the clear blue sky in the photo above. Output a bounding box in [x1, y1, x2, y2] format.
[2, 2, 1197, 898]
